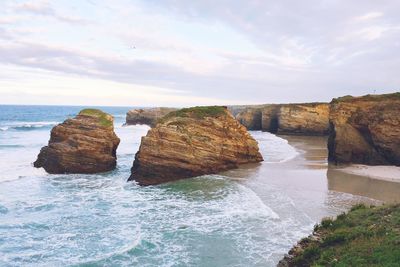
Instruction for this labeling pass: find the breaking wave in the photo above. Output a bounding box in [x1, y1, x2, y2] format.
[0, 121, 58, 131]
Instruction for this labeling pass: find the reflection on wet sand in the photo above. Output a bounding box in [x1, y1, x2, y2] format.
[280, 135, 328, 169]
[327, 167, 400, 204]
[283, 134, 400, 204]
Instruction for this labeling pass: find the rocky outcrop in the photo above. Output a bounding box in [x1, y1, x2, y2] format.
[233, 103, 329, 135]
[260, 104, 280, 133]
[235, 107, 263, 130]
[328, 93, 400, 166]
[34, 109, 120, 174]
[125, 107, 177, 127]
[128, 106, 263, 185]
[276, 103, 330, 135]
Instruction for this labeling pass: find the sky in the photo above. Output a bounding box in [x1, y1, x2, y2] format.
[0, 0, 399, 107]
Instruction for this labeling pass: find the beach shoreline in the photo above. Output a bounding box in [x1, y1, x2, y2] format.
[332, 164, 400, 183]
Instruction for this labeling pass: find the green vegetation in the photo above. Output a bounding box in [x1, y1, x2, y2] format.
[333, 92, 400, 103]
[79, 109, 112, 127]
[159, 106, 226, 122]
[291, 204, 400, 266]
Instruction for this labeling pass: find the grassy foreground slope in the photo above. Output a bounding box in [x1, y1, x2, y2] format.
[279, 204, 400, 266]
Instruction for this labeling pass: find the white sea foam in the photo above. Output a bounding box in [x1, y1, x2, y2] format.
[0, 122, 380, 266]
[0, 121, 59, 131]
[250, 131, 299, 163]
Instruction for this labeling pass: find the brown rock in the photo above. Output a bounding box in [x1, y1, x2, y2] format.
[328, 93, 400, 166]
[128, 106, 263, 185]
[260, 105, 280, 133]
[34, 109, 120, 174]
[235, 107, 262, 130]
[125, 107, 177, 127]
[260, 103, 330, 135]
[277, 103, 330, 135]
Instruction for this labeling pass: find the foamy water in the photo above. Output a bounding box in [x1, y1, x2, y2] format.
[0, 105, 379, 266]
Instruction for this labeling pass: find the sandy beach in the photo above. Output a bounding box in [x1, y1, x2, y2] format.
[233, 134, 400, 205]
[334, 164, 400, 182]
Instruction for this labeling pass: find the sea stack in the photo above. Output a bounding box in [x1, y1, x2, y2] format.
[125, 107, 178, 127]
[328, 93, 400, 166]
[34, 109, 120, 174]
[128, 106, 263, 185]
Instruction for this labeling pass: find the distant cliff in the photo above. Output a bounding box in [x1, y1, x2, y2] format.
[328, 93, 400, 166]
[125, 107, 177, 127]
[230, 103, 330, 135]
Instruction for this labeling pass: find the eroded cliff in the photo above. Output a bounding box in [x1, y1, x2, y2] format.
[233, 103, 330, 135]
[328, 93, 400, 166]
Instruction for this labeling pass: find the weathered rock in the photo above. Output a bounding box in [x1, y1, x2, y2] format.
[259, 103, 330, 135]
[277, 103, 330, 135]
[34, 109, 120, 174]
[328, 93, 400, 166]
[260, 104, 280, 133]
[232, 103, 329, 134]
[227, 105, 247, 117]
[128, 106, 263, 185]
[125, 107, 177, 127]
[235, 107, 263, 130]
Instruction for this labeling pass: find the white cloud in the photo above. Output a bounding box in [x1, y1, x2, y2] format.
[354, 12, 384, 22]
[0, 0, 399, 106]
[14, 0, 88, 24]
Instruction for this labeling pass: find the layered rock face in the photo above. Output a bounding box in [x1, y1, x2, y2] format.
[260, 105, 280, 133]
[328, 93, 400, 166]
[125, 107, 177, 127]
[128, 106, 263, 185]
[277, 103, 330, 135]
[234, 103, 330, 135]
[34, 109, 120, 174]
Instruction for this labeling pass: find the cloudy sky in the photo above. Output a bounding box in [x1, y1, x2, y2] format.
[1, 0, 399, 107]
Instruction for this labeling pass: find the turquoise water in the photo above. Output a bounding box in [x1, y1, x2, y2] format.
[0, 105, 376, 266]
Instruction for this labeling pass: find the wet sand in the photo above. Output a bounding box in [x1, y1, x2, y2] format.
[225, 133, 400, 211]
[334, 165, 400, 182]
[327, 168, 400, 204]
[283, 135, 400, 204]
[209, 132, 400, 264]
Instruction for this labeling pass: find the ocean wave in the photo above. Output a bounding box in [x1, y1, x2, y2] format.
[250, 131, 299, 163]
[0, 121, 58, 131]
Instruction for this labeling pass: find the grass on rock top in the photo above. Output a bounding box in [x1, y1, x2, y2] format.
[159, 106, 227, 122]
[290, 203, 400, 266]
[79, 109, 113, 127]
[332, 92, 400, 103]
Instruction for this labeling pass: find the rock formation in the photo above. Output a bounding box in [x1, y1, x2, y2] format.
[34, 109, 120, 174]
[128, 106, 263, 185]
[235, 107, 263, 130]
[233, 103, 330, 135]
[328, 93, 400, 166]
[125, 107, 177, 127]
[260, 104, 280, 133]
[276, 103, 330, 135]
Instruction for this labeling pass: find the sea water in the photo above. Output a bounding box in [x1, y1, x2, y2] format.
[0, 105, 377, 266]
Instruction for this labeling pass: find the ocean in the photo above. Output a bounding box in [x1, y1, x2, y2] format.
[0, 105, 377, 266]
